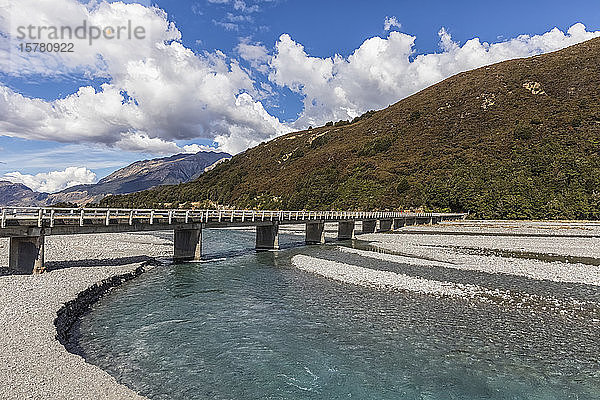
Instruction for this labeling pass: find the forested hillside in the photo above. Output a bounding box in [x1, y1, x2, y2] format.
[102, 38, 600, 219]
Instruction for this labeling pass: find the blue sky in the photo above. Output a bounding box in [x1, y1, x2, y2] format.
[1, 0, 599, 191]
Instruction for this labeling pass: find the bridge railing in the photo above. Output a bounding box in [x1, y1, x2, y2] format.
[0, 207, 466, 229]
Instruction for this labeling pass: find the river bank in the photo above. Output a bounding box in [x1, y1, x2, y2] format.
[0, 233, 173, 400]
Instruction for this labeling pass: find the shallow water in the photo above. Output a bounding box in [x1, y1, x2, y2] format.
[78, 229, 600, 399]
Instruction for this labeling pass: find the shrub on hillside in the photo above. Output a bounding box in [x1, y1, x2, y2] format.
[408, 110, 422, 122]
[514, 123, 533, 140]
[310, 135, 329, 149]
[358, 136, 395, 156]
[352, 110, 376, 124]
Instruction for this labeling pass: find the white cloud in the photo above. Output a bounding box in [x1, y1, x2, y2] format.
[182, 143, 217, 153]
[207, 0, 260, 12]
[0, 0, 289, 155]
[237, 41, 269, 62]
[213, 19, 239, 31]
[3, 167, 97, 193]
[236, 39, 269, 72]
[269, 23, 600, 128]
[233, 0, 260, 13]
[384, 16, 401, 31]
[114, 132, 187, 154]
[114, 132, 216, 154]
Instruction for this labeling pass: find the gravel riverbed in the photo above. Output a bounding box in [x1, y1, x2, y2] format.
[293, 220, 600, 317]
[0, 233, 173, 400]
[3, 222, 600, 399]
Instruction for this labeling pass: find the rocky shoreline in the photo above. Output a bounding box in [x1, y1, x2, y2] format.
[54, 262, 157, 357]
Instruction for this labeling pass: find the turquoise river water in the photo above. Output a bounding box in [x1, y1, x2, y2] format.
[77, 228, 600, 399]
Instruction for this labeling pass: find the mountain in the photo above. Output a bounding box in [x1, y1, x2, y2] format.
[100, 38, 600, 220]
[0, 181, 48, 206]
[0, 151, 230, 206]
[48, 151, 230, 204]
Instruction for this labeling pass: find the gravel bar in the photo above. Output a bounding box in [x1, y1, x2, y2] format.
[398, 220, 600, 237]
[292, 254, 491, 298]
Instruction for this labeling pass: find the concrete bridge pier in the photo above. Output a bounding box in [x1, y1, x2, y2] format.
[362, 220, 377, 234]
[378, 219, 393, 232]
[256, 223, 279, 250]
[174, 226, 203, 262]
[305, 221, 326, 245]
[337, 221, 355, 240]
[393, 218, 404, 230]
[9, 232, 45, 274]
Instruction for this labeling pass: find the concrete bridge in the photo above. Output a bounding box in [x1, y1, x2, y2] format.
[0, 207, 466, 274]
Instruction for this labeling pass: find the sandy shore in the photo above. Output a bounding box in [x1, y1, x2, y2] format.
[0, 233, 173, 400]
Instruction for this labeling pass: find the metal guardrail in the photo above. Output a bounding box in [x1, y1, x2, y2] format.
[0, 207, 466, 229]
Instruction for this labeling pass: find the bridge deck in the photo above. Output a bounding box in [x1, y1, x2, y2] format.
[0, 207, 465, 237]
[0, 207, 466, 274]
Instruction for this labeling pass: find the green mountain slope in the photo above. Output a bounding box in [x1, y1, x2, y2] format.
[101, 38, 600, 219]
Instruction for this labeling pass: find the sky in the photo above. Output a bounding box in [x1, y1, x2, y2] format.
[0, 0, 599, 192]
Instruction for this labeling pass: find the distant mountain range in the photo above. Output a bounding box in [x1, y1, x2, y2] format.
[102, 37, 600, 220]
[0, 181, 50, 206]
[0, 151, 230, 207]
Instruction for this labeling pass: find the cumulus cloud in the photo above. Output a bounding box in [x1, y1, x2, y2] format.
[181, 143, 218, 153]
[3, 167, 97, 193]
[0, 0, 288, 155]
[114, 132, 215, 154]
[236, 39, 270, 71]
[269, 23, 600, 128]
[384, 16, 401, 31]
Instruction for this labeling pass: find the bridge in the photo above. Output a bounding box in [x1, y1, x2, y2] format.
[0, 207, 466, 274]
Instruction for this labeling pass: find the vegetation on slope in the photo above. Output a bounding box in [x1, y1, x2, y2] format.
[101, 38, 600, 219]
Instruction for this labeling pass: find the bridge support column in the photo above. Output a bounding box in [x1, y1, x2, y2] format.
[305, 222, 325, 245]
[337, 221, 355, 240]
[362, 220, 376, 234]
[9, 233, 45, 274]
[256, 223, 279, 250]
[378, 219, 393, 232]
[174, 227, 202, 262]
[393, 218, 404, 230]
